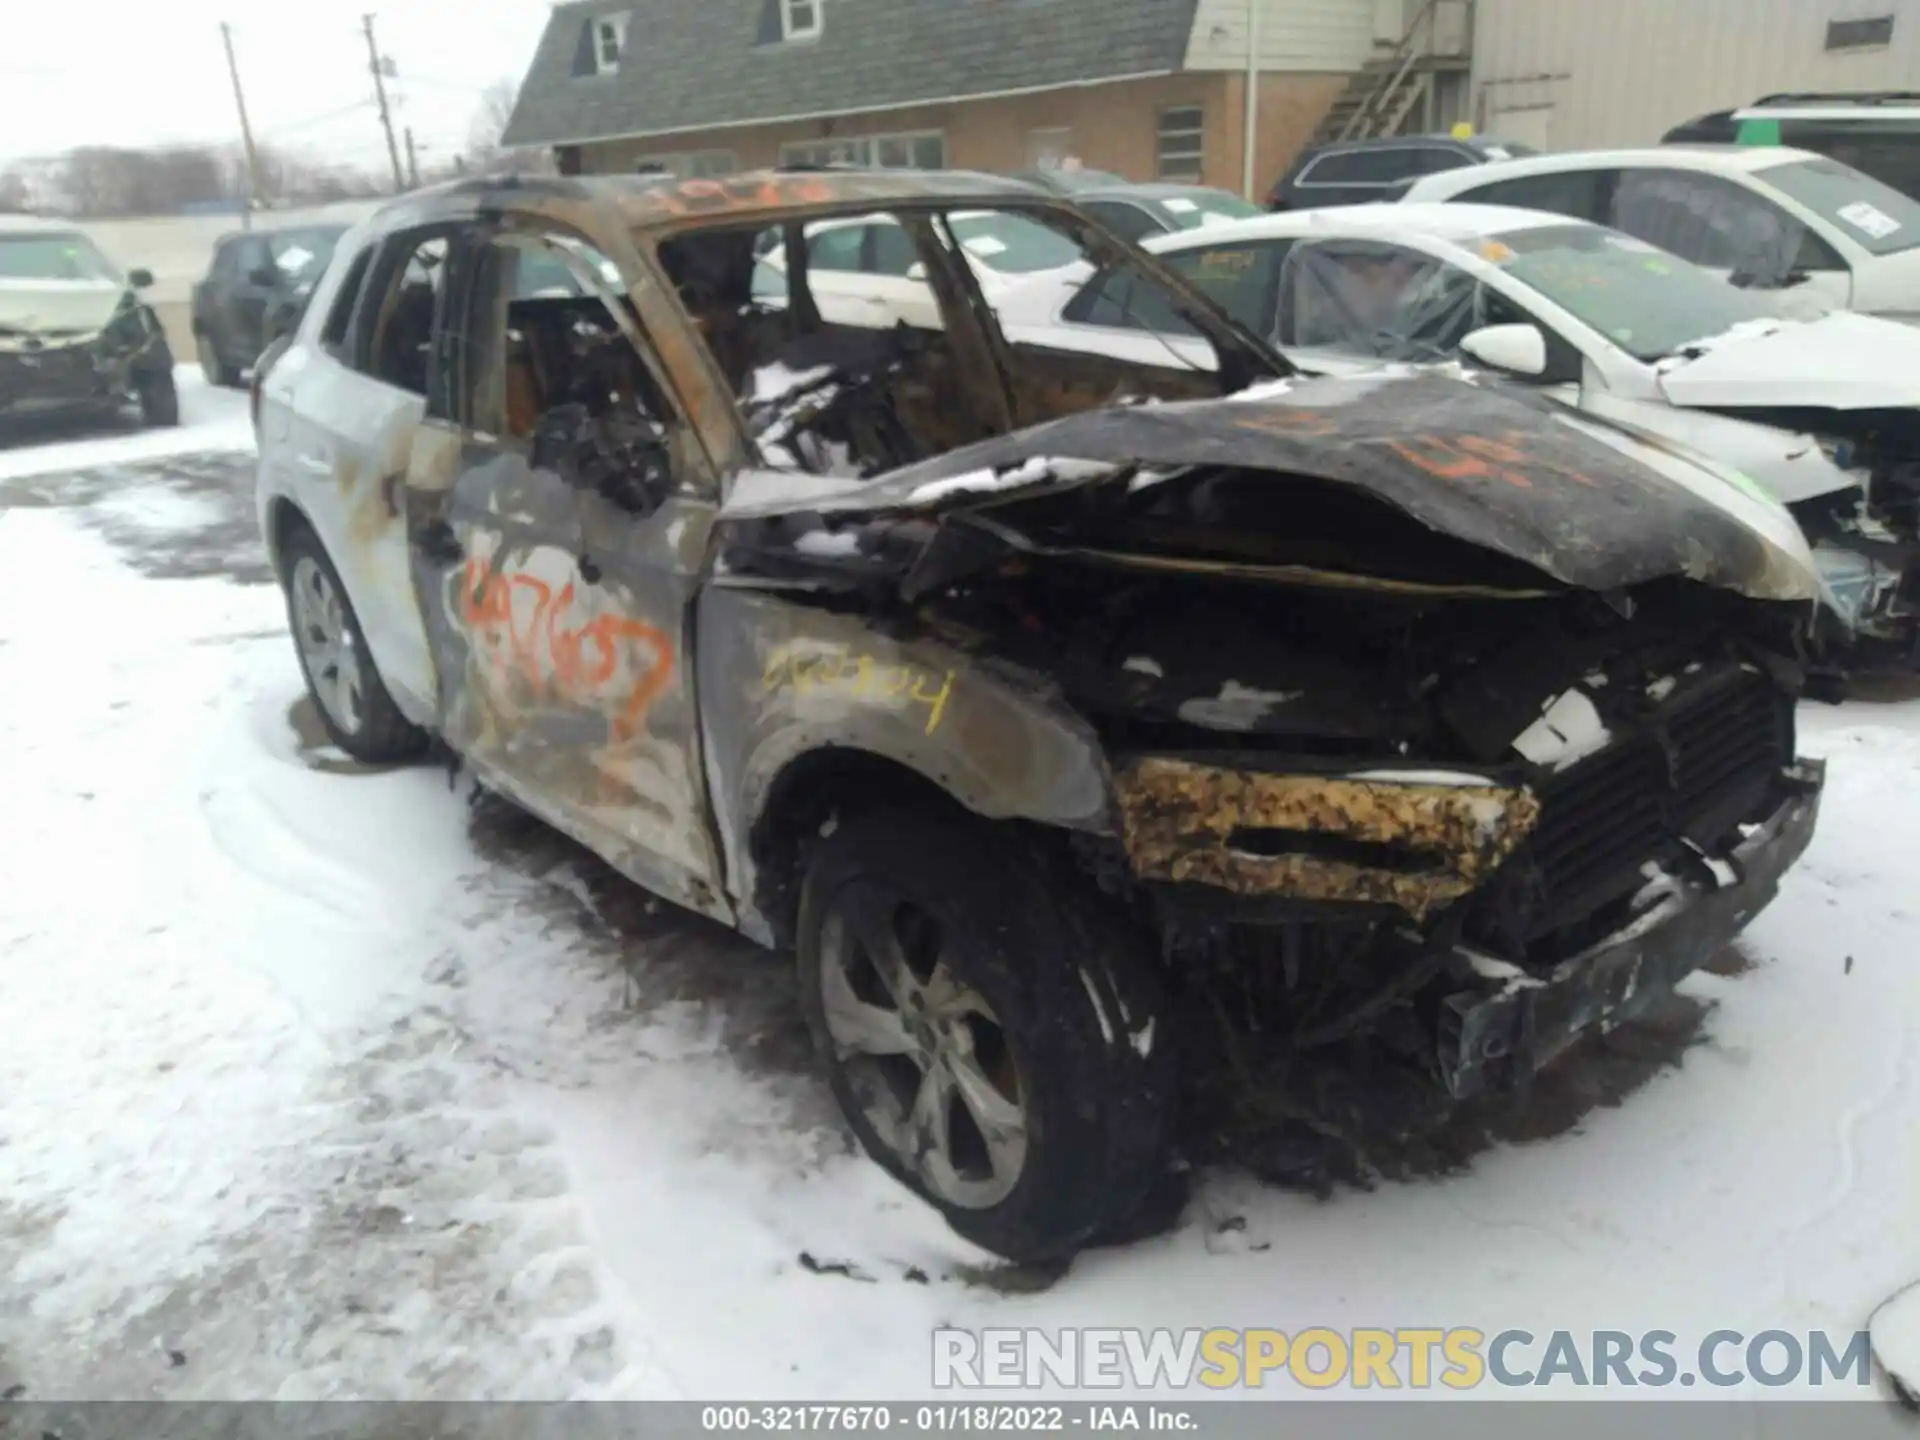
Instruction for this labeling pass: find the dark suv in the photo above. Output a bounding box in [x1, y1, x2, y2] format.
[1268, 134, 1537, 210]
[191, 223, 346, 386]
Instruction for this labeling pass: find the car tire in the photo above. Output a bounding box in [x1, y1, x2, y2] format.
[797, 807, 1176, 1262]
[196, 331, 242, 388]
[279, 521, 429, 765]
[136, 368, 180, 427]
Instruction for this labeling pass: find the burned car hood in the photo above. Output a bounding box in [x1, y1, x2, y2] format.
[1655, 310, 1920, 411]
[722, 371, 1820, 603]
[0, 279, 126, 338]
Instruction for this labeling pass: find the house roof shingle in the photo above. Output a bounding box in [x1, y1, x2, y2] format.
[502, 0, 1201, 150]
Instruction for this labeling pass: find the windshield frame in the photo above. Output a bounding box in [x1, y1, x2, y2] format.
[0, 230, 123, 284]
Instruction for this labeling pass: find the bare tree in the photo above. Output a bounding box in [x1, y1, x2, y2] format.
[58, 145, 228, 216]
[0, 168, 29, 213]
[466, 77, 552, 176]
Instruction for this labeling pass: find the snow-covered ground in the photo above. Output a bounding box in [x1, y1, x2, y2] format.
[2, 372, 1918, 1405]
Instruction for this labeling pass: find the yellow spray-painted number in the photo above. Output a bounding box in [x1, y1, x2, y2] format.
[763, 645, 957, 735]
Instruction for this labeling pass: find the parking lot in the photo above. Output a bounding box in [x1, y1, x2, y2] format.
[1, 370, 1918, 1402]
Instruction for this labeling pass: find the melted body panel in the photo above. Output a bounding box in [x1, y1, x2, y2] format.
[696, 586, 1113, 942]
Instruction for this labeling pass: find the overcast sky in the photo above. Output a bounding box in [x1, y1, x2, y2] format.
[0, 0, 555, 174]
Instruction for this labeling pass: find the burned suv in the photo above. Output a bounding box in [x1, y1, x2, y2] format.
[254, 170, 1827, 1260]
[0, 214, 176, 427]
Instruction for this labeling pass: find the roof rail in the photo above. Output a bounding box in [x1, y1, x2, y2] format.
[1751, 90, 1920, 107]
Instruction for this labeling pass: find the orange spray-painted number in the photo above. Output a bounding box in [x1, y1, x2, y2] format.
[458, 559, 676, 741]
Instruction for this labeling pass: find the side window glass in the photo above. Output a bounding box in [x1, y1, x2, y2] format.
[366, 235, 448, 397]
[806, 223, 867, 273]
[656, 213, 965, 477]
[1086, 201, 1159, 243]
[1165, 241, 1288, 336]
[1278, 240, 1478, 359]
[1610, 169, 1809, 278]
[484, 234, 682, 514]
[319, 246, 374, 353]
[1300, 151, 1360, 185]
[1463, 171, 1604, 221]
[212, 239, 238, 280]
[1419, 148, 1476, 175]
[870, 221, 922, 278]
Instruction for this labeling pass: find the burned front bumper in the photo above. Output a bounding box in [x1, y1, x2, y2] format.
[1438, 759, 1825, 1100]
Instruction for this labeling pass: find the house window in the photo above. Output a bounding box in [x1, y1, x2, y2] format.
[634, 150, 741, 178]
[593, 13, 627, 74]
[1826, 14, 1895, 49]
[780, 131, 945, 169]
[782, 0, 822, 41]
[1157, 105, 1205, 182]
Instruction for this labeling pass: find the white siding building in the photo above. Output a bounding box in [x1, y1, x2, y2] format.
[1469, 0, 1920, 150]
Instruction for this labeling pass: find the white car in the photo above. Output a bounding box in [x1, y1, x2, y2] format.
[996, 202, 1920, 658]
[750, 209, 1088, 331]
[1398, 145, 1920, 322]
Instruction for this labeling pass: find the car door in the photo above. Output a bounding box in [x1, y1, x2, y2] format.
[277, 225, 454, 720]
[800, 221, 897, 330]
[409, 222, 729, 920]
[227, 234, 278, 362]
[1605, 167, 1852, 313]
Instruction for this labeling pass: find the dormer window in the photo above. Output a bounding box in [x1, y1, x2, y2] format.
[782, 0, 821, 42]
[593, 13, 627, 73]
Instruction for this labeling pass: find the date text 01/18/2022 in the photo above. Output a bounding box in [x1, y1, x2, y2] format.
[699, 1405, 1201, 1432]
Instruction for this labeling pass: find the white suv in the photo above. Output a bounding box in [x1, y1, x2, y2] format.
[1401, 145, 1920, 321]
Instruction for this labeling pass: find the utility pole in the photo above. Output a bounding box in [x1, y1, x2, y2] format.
[361, 13, 405, 193]
[219, 22, 263, 229]
[1241, 0, 1262, 200]
[404, 127, 420, 188]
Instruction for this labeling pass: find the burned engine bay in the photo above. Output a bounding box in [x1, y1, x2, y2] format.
[716, 374, 1828, 1173]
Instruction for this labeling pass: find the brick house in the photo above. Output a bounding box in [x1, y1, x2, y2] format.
[500, 0, 1474, 197]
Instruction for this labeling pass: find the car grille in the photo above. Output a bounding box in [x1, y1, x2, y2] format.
[1489, 666, 1792, 950]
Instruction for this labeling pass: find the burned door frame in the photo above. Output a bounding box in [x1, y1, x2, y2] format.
[415, 213, 735, 922]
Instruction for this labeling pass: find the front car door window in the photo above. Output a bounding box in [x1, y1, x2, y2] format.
[1608, 168, 1842, 286]
[1161, 239, 1291, 340]
[1277, 238, 1480, 361]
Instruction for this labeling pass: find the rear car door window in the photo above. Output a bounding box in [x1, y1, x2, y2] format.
[1456, 169, 1611, 222]
[807, 224, 868, 273]
[362, 234, 449, 398]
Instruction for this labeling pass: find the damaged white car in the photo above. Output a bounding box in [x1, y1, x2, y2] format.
[996, 202, 1920, 665]
[255, 171, 1830, 1260]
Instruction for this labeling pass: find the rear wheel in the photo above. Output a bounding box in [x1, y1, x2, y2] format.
[797, 808, 1176, 1261]
[196, 331, 242, 388]
[280, 523, 428, 765]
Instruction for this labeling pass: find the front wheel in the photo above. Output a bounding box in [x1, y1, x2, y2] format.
[136, 368, 179, 427]
[279, 523, 428, 765]
[797, 809, 1176, 1261]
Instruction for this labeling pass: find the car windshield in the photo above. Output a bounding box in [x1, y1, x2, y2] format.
[1754, 157, 1920, 255]
[1490, 223, 1791, 361]
[947, 211, 1087, 274]
[1157, 191, 1266, 231]
[267, 229, 342, 285]
[0, 232, 119, 282]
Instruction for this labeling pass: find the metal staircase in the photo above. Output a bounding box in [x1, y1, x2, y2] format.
[1312, 0, 1475, 145]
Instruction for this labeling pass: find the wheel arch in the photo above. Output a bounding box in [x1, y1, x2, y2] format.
[263, 494, 315, 584]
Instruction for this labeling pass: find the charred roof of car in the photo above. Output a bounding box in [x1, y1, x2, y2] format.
[359, 167, 1058, 237]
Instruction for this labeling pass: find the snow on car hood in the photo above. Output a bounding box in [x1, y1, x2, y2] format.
[1656, 310, 1920, 410]
[0, 278, 126, 337]
[723, 370, 1821, 603]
